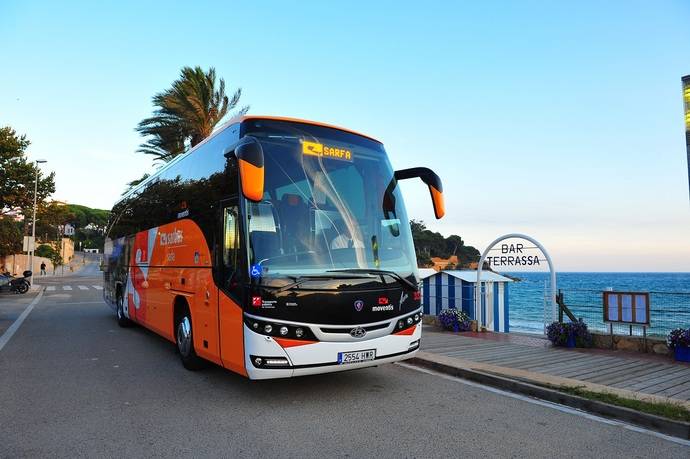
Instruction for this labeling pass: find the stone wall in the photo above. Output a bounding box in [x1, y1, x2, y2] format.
[1, 253, 53, 275]
[60, 237, 74, 261]
[422, 315, 440, 327]
[591, 332, 670, 356]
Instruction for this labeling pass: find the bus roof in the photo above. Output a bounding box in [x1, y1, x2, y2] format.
[115, 115, 381, 205]
[232, 115, 382, 144]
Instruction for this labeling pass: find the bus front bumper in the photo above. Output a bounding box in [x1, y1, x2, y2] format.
[243, 323, 421, 380]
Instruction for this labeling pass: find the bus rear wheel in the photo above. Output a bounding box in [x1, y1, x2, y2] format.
[175, 308, 205, 371]
[116, 292, 132, 328]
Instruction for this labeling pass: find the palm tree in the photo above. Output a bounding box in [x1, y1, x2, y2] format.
[136, 66, 248, 162]
[136, 121, 186, 163]
[121, 173, 150, 196]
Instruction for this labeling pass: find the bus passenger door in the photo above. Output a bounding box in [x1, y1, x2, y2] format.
[218, 199, 247, 375]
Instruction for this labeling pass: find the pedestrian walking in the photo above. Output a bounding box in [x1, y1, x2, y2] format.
[40, 262, 47, 276]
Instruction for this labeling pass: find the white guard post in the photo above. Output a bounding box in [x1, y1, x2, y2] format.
[475, 233, 557, 332]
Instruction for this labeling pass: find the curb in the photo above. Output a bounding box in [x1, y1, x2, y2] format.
[408, 355, 690, 440]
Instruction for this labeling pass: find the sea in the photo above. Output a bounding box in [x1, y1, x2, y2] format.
[505, 272, 690, 336]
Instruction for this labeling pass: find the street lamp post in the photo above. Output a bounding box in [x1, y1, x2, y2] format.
[61, 231, 65, 276]
[29, 159, 47, 287]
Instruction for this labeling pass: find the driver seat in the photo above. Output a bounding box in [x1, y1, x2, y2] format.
[278, 193, 310, 253]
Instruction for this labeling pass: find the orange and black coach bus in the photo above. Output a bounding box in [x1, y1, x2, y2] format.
[104, 116, 444, 379]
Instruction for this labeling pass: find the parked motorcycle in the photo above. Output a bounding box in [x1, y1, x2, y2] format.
[0, 270, 32, 294]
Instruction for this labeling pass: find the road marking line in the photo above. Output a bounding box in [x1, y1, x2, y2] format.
[54, 301, 104, 305]
[63, 286, 72, 290]
[77, 285, 88, 290]
[396, 362, 690, 447]
[92, 285, 103, 290]
[0, 288, 45, 353]
[46, 286, 56, 291]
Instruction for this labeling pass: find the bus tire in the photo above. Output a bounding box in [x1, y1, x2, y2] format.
[175, 304, 205, 371]
[116, 290, 132, 328]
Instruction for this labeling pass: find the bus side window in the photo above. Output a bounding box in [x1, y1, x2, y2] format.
[223, 206, 239, 272]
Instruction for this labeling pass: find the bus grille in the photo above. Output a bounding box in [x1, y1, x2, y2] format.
[319, 322, 390, 334]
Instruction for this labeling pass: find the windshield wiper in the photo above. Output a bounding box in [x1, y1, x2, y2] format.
[267, 274, 373, 293]
[327, 268, 417, 291]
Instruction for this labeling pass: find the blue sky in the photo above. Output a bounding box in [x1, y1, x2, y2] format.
[1, 1, 689, 271]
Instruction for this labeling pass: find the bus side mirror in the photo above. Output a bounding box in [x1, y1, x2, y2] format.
[230, 137, 264, 202]
[394, 167, 445, 219]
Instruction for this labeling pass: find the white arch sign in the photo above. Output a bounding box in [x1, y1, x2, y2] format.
[475, 233, 557, 332]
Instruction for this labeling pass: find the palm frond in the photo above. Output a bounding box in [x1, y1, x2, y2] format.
[135, 65, 246, 157]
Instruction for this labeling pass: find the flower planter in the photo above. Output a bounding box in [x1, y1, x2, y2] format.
[438, 308, 471, 333]
[566, 335, 576, 348]
[674, 346, 690, 363]
[547, 321, 592, 348]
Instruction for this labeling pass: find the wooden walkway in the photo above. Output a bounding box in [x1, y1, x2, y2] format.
[421, 329, 690, 402]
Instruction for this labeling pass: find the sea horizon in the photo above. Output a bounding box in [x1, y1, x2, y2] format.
[503, 272, 690, 335]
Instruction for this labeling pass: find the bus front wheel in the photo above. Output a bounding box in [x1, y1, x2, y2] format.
[175, 306, 205, 371]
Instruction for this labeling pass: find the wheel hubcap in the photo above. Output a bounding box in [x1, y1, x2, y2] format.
[177, 316, 192, 356]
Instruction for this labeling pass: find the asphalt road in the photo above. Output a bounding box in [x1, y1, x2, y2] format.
[0, 254, 101, 337]
[1, 263, 689, 458]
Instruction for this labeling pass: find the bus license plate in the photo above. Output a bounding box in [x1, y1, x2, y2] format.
[338, 349, 376, 365]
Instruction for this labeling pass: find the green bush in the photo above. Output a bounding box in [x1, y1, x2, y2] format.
[0, 218, 22, 258]
[35, 244, 57, 258]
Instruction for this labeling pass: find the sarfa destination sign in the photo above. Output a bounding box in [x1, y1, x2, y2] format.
[486, 243, 541, 267]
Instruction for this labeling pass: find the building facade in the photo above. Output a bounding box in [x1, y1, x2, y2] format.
[419, 270, 512, 332]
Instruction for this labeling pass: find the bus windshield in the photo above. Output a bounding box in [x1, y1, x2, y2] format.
[242, 120, 417, 281]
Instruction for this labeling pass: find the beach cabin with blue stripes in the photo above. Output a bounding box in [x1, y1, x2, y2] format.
[419, 270, 513, 332]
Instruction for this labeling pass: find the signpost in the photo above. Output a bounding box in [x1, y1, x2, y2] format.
[22, 236, 35, 253]
[603, 291, 650, 325]
[682, 75, 690, 201]
[603, 291, 650, 342]
[476, 234, 557, 334]
[484, 243, 542, 267]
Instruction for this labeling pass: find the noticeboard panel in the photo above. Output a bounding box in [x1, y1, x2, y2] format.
[603, 291, 650, 325]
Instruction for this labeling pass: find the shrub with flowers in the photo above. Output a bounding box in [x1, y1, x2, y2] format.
[570, 318, 592, 347]
[667, 328, 690, 349]
[546, 319, 592, 348]
[438, 308, 471, 332]
[546, 321, 569, 346]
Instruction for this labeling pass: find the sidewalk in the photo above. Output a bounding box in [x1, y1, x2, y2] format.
[418, 326, 690, 407]
[30, 259, 90, 290]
